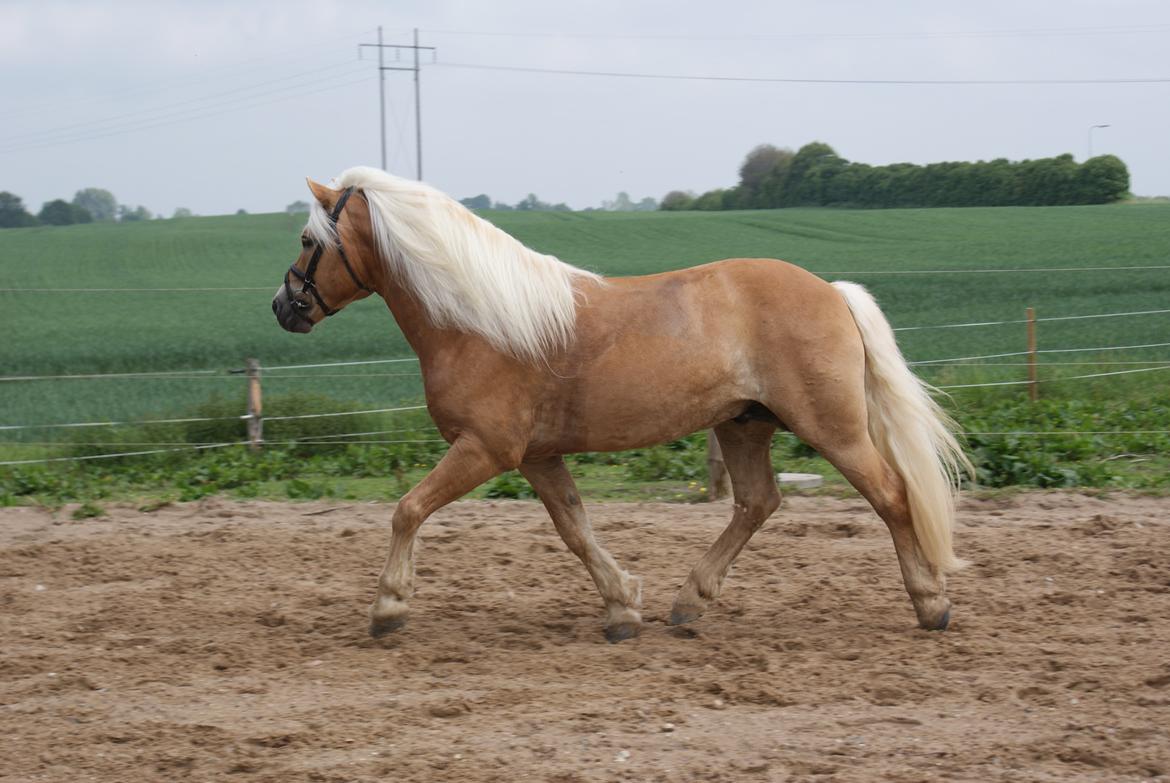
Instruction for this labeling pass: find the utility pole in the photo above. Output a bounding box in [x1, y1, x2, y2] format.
[360, 28, 435, 180]
[413, 28, 423, 181]
[377, 26, 386, 171]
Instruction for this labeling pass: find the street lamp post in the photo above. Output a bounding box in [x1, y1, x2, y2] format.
[1087, 124, 1111, 160]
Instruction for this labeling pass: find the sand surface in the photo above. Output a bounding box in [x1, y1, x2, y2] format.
[2, 493, 1168, 782]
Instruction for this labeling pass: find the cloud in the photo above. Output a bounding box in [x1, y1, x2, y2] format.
[0, 1, 351, 69]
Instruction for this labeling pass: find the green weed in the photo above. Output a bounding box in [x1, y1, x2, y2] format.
[4, 204, 1170, 499]
[483, 471, 536, 499]
[71, 501, 105, 519]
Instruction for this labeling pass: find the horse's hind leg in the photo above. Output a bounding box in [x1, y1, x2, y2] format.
[807, 434, 951, 630]
[670, 420, 780, 626]
[520, 456, 643, 642]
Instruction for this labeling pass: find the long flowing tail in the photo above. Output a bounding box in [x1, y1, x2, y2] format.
[832, 281, 974, 573]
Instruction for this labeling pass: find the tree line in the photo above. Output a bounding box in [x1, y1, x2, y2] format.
[661, 142, 1131, 211]
[458, 192, 658, 212]
[0, 187, 201, 228]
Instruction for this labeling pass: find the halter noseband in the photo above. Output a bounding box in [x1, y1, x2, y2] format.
[284, 186, 373, 318]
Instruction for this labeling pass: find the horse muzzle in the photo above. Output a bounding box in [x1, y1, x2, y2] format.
[272, 287, 314, 334]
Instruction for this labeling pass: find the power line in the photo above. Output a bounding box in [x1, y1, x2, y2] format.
[433, 61, 1170, 86]
[422, 22, 1170, 43]
[0, 72, 376, 156]
[2, 60, 368, 147]
[9, 28, 380, 123]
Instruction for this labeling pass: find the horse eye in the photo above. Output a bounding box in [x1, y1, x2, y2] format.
[300, 236, 312, 248]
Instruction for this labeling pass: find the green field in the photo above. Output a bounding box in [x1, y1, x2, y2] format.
[2, 203, 1170, 490]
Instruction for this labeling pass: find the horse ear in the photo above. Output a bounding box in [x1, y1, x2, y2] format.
[306, 178, 336, 209]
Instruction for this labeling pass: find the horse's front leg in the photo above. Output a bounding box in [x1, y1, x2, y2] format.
[520, 456, 643, 642]
[369, 435, 507, 637]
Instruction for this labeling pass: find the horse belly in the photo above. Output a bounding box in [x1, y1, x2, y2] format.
[536, 341, 753, 454]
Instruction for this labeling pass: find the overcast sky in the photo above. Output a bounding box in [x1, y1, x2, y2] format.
[3, 0, 1169, 216]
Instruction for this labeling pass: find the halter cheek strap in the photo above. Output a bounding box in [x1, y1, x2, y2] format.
[284, 186, 372, 317]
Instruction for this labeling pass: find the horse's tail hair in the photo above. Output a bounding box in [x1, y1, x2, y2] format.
[832, 281, 974, 574]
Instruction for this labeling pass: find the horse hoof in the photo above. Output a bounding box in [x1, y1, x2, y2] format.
[604, 621, 641, 644]
[920, 609, 950, 632]
[669, 605, 703, 626]
[369, 616, 407, 638]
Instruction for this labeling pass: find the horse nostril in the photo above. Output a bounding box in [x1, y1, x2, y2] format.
[272, 300, 279, 314]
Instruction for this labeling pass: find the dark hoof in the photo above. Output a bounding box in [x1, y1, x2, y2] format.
[369, 616, 407, 638]
[669, 606, 703, 626]
[604, 621, 641, 644]
[920, 609, 950, 632]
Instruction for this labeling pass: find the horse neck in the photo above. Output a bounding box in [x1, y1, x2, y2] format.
[350, 218, 451, 363]
[374, 271, 494, 368]
[357, 230, 513, 367]
[372, 275, 439, 357]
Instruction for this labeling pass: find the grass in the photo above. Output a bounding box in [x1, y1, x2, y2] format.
[1, 357, 1168, 508]
[2, 204, 1169, 429]
[4, 405, 1166, 509]
[2, 203, 1169, 501]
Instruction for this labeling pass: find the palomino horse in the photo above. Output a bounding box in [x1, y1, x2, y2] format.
[272, 167, 971, 642]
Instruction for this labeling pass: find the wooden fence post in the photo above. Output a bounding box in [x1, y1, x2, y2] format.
[1026, 307, 1038, 402]
[706, 430, 732, 500]
[246, 358, 263, 450]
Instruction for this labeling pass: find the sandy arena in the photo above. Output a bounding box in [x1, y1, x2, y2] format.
[1, 492, 1168, 782]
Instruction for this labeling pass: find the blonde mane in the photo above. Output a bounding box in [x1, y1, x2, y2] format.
[307, 167, 600, 363]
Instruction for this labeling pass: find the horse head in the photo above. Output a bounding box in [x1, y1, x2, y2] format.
[272, 179, 376, 333]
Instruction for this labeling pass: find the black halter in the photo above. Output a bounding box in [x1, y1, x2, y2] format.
[284, 186, 372, 317]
